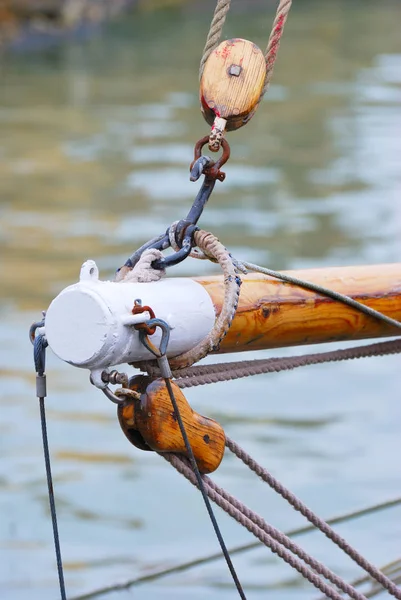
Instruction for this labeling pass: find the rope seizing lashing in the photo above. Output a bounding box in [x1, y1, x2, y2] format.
[136, 229, 401, 378]
[134, 229, 242, 373]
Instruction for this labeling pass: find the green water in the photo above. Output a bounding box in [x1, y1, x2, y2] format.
[1, 1, 401, 598]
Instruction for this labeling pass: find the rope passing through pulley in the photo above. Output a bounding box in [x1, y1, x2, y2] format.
[199, 0, 293, 151]
[200, 38, 267, 150]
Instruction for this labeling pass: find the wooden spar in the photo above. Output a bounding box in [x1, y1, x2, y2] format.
[44, 261, 401, 375]
[194, 263, 401, 353]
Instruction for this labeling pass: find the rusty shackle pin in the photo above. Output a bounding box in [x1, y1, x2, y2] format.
[132, 300, 157, 336]
[191, 135, 230, 182]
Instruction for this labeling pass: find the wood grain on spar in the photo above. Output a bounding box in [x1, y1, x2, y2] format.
[194, 264, 401, 352]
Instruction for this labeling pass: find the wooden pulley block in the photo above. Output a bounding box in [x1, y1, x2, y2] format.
[200, 38, 266, 134]
[117, 375, 226, 474]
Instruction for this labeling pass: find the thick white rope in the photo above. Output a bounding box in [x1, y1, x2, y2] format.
[261, 0, 292, 97]
[135, 229, 241, 373]
[168, 229, 241, 370]
[115, 248, 165, 283]
[199, 0, 231, 78]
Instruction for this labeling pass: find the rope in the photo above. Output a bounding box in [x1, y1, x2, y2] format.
[344, 559, 401, 600]
[199, 0, 231, 78]
[115, 248, 165, 283]
[68, 499, 401, 600]
[204, 473, 368, 600]
[173, 338, 401, 388]
[131, 247, 401, 377]
[169, 220, 208, 260]
[33, 333, 67, 600]
[164, 453, 363, 600]
[39, 398, 67, 600]
[226, 437, 401, 600]
[163, 379, 246, 599]
[166, 230, 241, 369]
[138, 230, 241, 372]
[261, 0, 292, 97]
[199, 0, 292, 95]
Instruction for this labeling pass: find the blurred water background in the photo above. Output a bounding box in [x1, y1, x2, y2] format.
[1, 1, 401, 598]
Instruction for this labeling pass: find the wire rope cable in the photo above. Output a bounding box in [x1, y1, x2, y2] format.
[33, 333, 67, 600]
[163, 377, 247, 599]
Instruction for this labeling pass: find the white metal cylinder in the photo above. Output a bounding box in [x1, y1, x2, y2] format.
[45, 261, 215, 373]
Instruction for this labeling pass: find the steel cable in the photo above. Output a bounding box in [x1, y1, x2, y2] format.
[163, 378, 247, 599]
[241, 261, 401, 331]
[33, 333, 67, 600]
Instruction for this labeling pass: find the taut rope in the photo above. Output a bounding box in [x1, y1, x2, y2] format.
[164, 453, 365, 600]
[173, 338, 401, 388]
[226, 437, 401, 599]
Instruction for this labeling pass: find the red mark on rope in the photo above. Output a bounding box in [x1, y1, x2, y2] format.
[266, 13, 285, 72]
[275, 13, 285, 34]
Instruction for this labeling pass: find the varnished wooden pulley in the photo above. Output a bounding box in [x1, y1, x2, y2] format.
[200, 38, 266, 132]
[118, 376, 226, 474]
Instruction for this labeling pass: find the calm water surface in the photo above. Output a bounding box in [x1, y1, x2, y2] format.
[1, 1, 401, 599]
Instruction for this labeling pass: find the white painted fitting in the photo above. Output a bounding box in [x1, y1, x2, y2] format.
[120, 312, 151, 326]
[213, 116, 227, 132]
[45, 260, 215, 373]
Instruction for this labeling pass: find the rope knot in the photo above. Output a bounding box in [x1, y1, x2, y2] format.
[117, 248, 166, 283]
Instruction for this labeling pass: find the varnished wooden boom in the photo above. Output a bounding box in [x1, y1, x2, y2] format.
[195, 264, 401, 353]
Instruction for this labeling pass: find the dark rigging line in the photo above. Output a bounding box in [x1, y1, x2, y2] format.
[163, 376, 247, 600]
